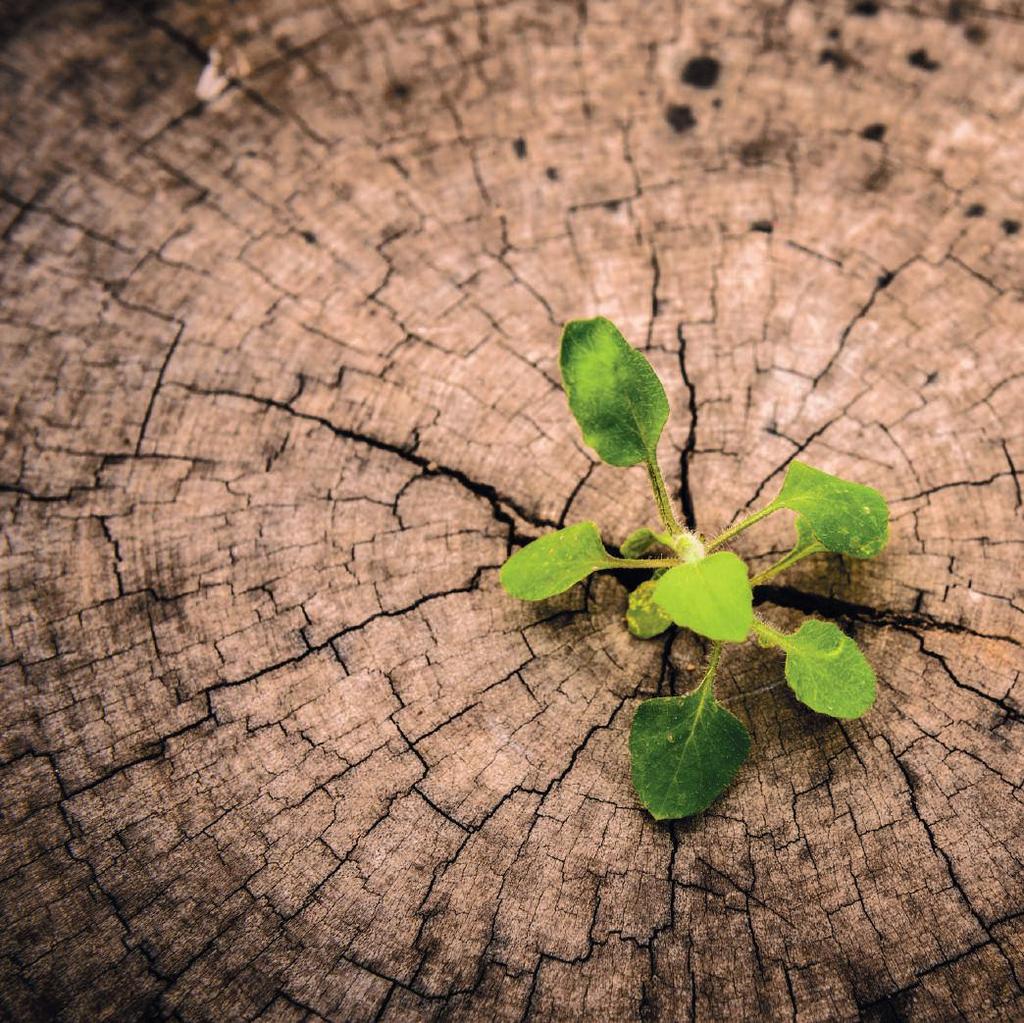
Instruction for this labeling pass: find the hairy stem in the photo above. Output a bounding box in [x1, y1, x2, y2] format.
[751, 618, 787, 649]
[749, 540, 825, 586]
[706, 504, 777, 551]
[645, 458, 686, 536]
[697, 641, 723, 695]
[606, 555, 682, 569]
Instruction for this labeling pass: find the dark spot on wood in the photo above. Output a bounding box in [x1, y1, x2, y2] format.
[863, 161, 892, 192]
[681, 56, 720, 89]
[819, 48, 851, 71]
[545, 166, 560, 181]
[712, 97, 722, 109]
[739, 134, 777, 167]
[907, 49, 940, 71]
[750, 220, 774, 233]
[384, 156, 408, 180]
[604, 199, 621, 212]
[512, 137, 527, 159]
[851, 1, 879, 15]
[946, 1, 964, 22]
[827, 28, 841, 40]
[964, 23, 987, 44]
[876, 270, 894, 288]
[386, 81, 412, 103]
[665, 104, 697, 134]
[861, 123, 886, 142]
[301, 230, 317, 245]
[1001, 219, 1020, 236]
[964, 203, 986, 218]
[925, 370, 940, 384]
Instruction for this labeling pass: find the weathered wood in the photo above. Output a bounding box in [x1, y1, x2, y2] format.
[2, 1, 1023, 1020]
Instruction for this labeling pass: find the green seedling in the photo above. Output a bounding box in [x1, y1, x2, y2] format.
[500, 316, 890, 821]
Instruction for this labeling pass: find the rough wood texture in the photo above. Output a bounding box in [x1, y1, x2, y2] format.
[2, 1, 1023, 1020]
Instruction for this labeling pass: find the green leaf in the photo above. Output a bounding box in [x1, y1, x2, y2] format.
[621, 526, 660, 558]
[773, 461, 889, 559]
[559, 317, 669, 467]
[793, 514, 821, 555]
[630, 688, 750, 820]
[500, 522, 610, 601]
[626, 577, 672, 638]
[652, 552, 753, 642]
[767, 620, 877, 718]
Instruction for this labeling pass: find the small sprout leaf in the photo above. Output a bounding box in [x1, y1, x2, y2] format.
[500, 522, 610, 600]
[626, 578, 672, 638]
[773, 461, 889, 558]
[559, 317, 669, 467]
[652, 552, 753, 642]
[768, 620, 877, 718]
[621, 526, 660, 558]
[630, 689, 750, 819]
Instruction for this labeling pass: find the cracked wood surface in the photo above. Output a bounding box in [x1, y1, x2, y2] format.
[2, 1, 1023, 1020]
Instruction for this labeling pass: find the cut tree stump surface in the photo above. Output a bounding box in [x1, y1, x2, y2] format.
[2, 2, 1023, 1020]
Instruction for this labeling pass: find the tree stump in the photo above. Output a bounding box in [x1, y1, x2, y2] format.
[2, 2, 1022, 1020]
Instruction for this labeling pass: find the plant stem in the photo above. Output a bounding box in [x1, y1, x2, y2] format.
[751, 618, 787, 649]
[697, 642, 723, 695]
[749, 541, 825, 586]
[705, 504, 777, 552]
[645, 458, 685, 537]
[606, 556, 682, 570]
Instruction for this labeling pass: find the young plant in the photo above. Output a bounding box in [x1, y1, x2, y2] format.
[500, 317, 889, 821]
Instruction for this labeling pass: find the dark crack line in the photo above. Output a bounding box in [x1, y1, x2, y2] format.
[885, 736, 1021, 987]
[676, 323, 698, 530]
[63, 713, 213, 798]
[1000, 440, 1023, 511]
[209, 572, 496, 699]
[557, 461, 595, 528]
[1, 185, 133, 251]
[811, 260, 913, 386]
[893, 468, 1020, 504]
[167, 383, 556, 539]
[738, 412, 845, 513]
[756, 583, 1022, 651]
[135, 321, 185, 456]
